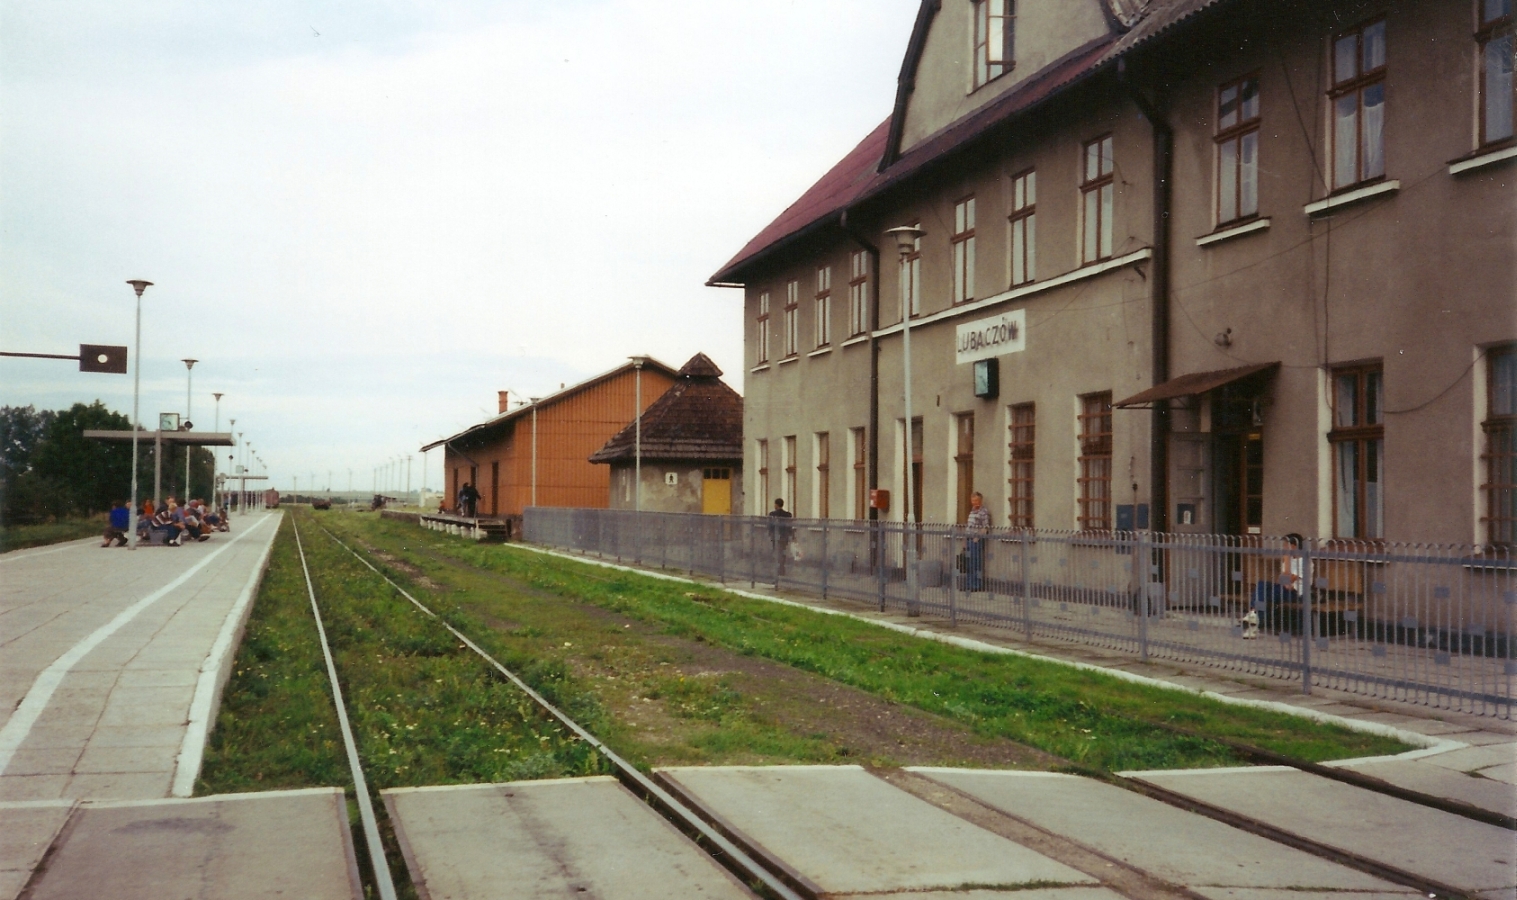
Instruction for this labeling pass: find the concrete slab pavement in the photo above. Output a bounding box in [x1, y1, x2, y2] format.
[1127, 768, 1516, 898]
[908, 769, 1416, 900]
[381, 777, 754, 899]
[658, 765, 1097, 896]
[10, 788, 361, 900]
[0, 513, 280, 801]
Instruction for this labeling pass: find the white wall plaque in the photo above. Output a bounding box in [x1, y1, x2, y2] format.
[955, 309, 1025, 365]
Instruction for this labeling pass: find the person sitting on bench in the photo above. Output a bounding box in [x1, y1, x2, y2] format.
[1250, 533, 1306, 634]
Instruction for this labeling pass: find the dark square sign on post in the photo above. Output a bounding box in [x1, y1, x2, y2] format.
[78, 344, 128, 374]
[973, 358, 999, 399]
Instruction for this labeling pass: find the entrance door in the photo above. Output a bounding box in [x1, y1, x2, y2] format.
[1214, 431, 1263, 536]
[702, 468, 731, 515]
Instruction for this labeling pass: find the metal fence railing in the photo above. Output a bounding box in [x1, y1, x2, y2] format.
[523, 507, 1516, 718]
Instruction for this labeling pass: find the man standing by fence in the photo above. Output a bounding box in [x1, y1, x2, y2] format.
[964, 491, 990, 592]
[767, 498, 794, 577]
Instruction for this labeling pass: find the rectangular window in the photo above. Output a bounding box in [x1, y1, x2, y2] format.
[756, 291, 770, 364]
[784, 280, 800, 357]
[852, 426, 868, 519]
[952, 196, 977, 304]
[1077, 392, 1113, 531]
[1483, 345, 1516, 547]
[757, 439, 769, 510]
[783, 435, 798, 512]
[973, 0, 1015, 87]
[1216, 75, 1261, 224]
[1330, 365, 1385, 539]
[1081, 135, 1114, 263]
[1480, 0, 1515, 147]
[1009, 169, 1036, 286]
[848, 250, 869, 336]
[1007, 402, 1035, 528]
[901, 225, 923, 318]
[1330, 19, 1387, 190]
[905, 418, 924, 524]
[814, 266, 832, 347]
[815, 432, 830, 518]
[955, 413, 975, 524]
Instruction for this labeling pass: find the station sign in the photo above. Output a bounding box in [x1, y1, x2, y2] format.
[955, 309, 1025, 365]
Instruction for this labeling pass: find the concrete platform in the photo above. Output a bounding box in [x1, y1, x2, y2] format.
[657, 765, 1096, 896]
[909, 769, 1416, 900]
[5, 788, 360, 900]
[1128, 767, 1516, 897]
[1332, 757, 1517, 817]
[0, 513, 280, 801]
[381, 776, 754, 899]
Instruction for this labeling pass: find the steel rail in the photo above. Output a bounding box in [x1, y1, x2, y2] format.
[291, 519, 399, 900]
[321, 526, 808, 900]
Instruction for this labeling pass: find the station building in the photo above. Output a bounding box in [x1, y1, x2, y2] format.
[591, 353, 745, 514]
[711, 0, 1515, 549]
[422, 360, 678, 519]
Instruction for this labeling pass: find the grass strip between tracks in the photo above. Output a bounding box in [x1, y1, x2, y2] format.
[327, 513, 1411, 772]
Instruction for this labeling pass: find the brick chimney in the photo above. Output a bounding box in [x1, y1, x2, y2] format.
[497, 391, 509, 413]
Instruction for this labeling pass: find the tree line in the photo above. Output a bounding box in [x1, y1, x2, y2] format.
[1, 402, 215, 525]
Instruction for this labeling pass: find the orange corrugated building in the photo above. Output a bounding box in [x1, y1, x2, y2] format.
[422, 359, 678, 518]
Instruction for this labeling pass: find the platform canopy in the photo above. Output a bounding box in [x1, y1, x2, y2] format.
[83, 430, 235, 446]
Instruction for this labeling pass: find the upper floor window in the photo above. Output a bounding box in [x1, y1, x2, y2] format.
[1330, 19, 1387, 191]
[1216, 75, 1261, 224]
[1482, 344, 1516, 548]
[1330, 364, 1385, 539]
[783, 280, 800, 357]
[1009, 169, 1036, 286]
[1081, 135, 1114, 263]
[756, 291, 770, 364]
[900, 224, 923, 319]
[1480, 0, 1515, 147]
[952, 196, 976, 304]
[973, 0, 1016, 88]
[814, 266, 832, 348]
[848, 250, 869, 336]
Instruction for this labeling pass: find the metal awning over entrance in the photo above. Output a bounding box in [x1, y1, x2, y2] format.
[1114, 362, 1279, 408]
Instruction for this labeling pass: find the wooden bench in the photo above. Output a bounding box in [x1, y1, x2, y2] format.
[1243, 545, 1367, 635]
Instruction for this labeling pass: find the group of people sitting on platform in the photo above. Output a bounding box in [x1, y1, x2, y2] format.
[101, 497, 229, 547]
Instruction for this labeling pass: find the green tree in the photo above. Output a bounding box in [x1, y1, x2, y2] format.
[31, 402, 140, 517]
[1, 406, 61, 524]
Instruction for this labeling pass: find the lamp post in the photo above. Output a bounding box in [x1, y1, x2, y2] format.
[885, 225, 926, 615]
[181, 359, 197, 502]
[404, 456, 411, 506]
[629, 356, 648, 512]
[530, 398, 542, 508]
[125, 280, 152, 549]
[212, 394, 223, 510]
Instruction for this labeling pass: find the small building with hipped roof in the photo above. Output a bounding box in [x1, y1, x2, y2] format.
[590, 353, 744, 515]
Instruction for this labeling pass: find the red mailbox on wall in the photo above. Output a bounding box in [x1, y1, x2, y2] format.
[869, 489, 890, 511]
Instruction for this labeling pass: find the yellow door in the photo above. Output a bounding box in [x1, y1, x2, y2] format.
[701, 468, 731, 515]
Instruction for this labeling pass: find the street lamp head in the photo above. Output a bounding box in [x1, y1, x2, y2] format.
[182, 358, 198, 370]
[126, 279, 153, 297]
[212, 392, 223, 401]
[628, 355, 649, 369]
[884, 225, 926, 259]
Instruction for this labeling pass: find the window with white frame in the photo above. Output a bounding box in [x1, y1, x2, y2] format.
[814, 266, 832, 348]
[1081, 135, 1114, 263]
[756, 291, 770, 364]
[851, 426, 867, 519]
[1009, 169, 1035, 285]
[972, 0, 1015, 88]
[1480, 0, 1515, 148]
[783, 435, 797, 511]
[1216, 74, 1260, 224]
[848, 250, 869, 336]
[815, 432, 830, 518]
[952, 197, 976, 304]
[1330, 19, 1387, 191]
[1329, 364, 1385, 539]
[901, 225, 922, 319]
[757, 439, 770, 509]
[784, 280, 800, 357]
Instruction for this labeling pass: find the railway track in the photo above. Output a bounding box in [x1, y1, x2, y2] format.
[287, 515, 1495, 900]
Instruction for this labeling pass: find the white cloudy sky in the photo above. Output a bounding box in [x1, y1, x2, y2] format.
[1, 0, 917, 494]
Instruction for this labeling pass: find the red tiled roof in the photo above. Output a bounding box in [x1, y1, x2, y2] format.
[708, 0, 1236, 286]
[589, 354, 743, 463]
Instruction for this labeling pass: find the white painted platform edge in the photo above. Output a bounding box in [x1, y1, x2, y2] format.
[0, 517, 277, 776]
[513, 543, 1467, 759]
[380, 775, 618, 796]
[658, 764, 866, 775]
[0, 799, 77, 809]
[0, 537, 99, 562]
[173, 512, 282, 796]
[84, 785, 344, 809]
[1117, 765, 1295, 778]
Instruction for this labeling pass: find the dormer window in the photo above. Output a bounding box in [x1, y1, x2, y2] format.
[973, 0, 1016, 88]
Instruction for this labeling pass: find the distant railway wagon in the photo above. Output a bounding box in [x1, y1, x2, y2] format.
[264, 488, 280, 509]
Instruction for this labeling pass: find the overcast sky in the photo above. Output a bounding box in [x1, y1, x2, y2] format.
[1, 0, 918, 495]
